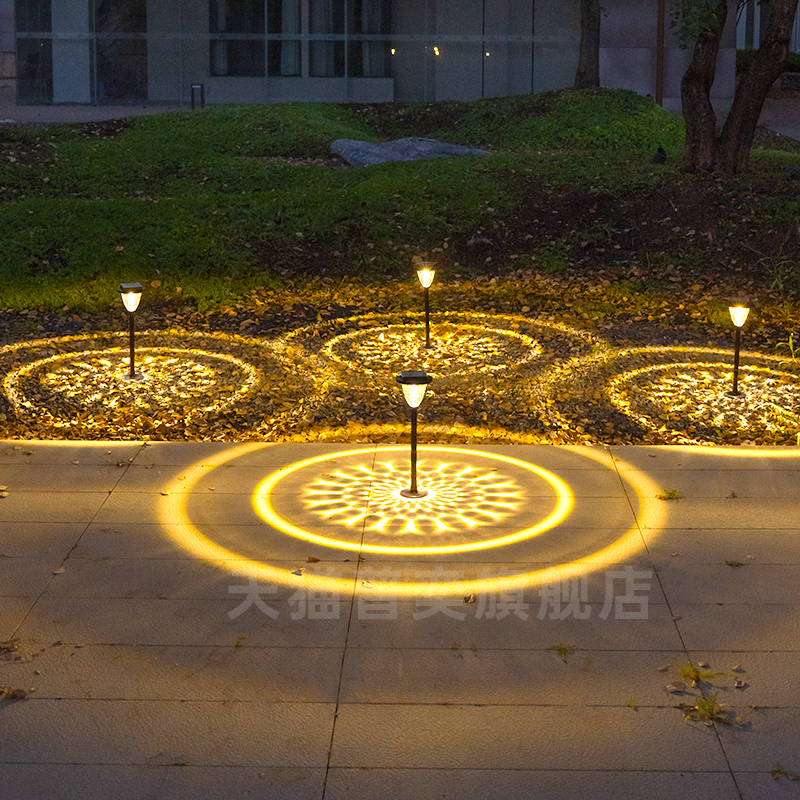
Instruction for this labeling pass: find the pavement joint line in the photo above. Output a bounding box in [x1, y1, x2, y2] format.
[7, 442, 148, 642]
[322, 443, 379, 800]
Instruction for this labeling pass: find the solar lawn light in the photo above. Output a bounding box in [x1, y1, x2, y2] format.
[726, 303, 750, 398]
[416, 262, 436, 349]
[119, 282, 144, 379]
[395, 369, 433, 498]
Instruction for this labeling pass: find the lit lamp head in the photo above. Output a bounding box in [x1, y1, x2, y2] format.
[416, 263, 435, 289]
[729, 304, 750, 328]
[119, 282, 144, 313]
[395, 369, 433, 408]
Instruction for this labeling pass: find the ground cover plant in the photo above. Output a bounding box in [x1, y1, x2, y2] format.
[1, 87, 799, 444]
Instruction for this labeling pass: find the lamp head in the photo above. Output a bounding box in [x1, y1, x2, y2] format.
[395, 369, 433, 408]
[119, 282, 144, 313]
[728, 304, 750, 328]
[416, 263, 435, 289]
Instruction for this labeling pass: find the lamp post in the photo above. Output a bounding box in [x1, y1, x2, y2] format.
[119, 282, 144, 379]
[396, 369, 433, 499]
[726, 303, 750, 397]
[416, 262, 435, 349]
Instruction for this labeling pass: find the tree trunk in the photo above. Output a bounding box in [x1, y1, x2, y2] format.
[680, 1, 728, 172]
[681, 0, 800, 173]
[575, 0, 601, 89]
[715, 0, 798, 172]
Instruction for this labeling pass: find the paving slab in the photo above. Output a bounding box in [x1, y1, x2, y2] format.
[670, 603, 800, 651]
[338, 647, 687, 706]
[0, 596, 35, 640]
[0, 556, 63, 597]
[0, 521, 87, 559]
[0, 462, 130, 493]
[328, 705, 727, 771]
[40, 557, 358, 601]
[0, 491, 110, 524]
[643, 527, 800, 565]
[0, 765, 326, 800]
[0, 643, 343, 703]
[324, 768, 741, 800]
[347, 600, 683, 651]
[0, 441, 144, 465]
[656, 563, 800, 604]
[0, 698, 335, 767]
[16, 596, 353, 648]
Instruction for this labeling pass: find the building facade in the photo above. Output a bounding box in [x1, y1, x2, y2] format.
[1, 0, 736, 108]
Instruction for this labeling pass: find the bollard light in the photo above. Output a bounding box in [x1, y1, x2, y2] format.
[416, 262, 436, 349]
[726, 303, 750, 397]
[119, 282, 144, 379]
[396, 369, 433, 498]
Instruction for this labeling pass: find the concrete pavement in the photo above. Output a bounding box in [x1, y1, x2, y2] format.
[1, 440, 799, 799]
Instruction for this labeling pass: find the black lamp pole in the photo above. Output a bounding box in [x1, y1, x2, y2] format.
[726, 304, 749, 398]
[423, 285, 431, 348]
[119, 282, 144, 380]
[128, 310, 136, 378]
[730, 326, 742, 397]
[396, 369, 433, 499]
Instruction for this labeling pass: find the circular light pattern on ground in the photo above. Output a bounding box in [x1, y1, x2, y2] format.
[158, 443, 667, 597]
[322, 323, 541, 378]
[608, 360, 800, 437]
[253, 447, 573, 554]
[5, 346, 258, 426]
[0, 330, 280, 438]
[545, 346, 800, 445]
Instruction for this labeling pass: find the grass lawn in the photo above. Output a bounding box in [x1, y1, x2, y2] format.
[1, 87, 799, 445]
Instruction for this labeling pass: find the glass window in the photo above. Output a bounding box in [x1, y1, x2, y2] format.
[349, 0, 390, 78]
[94, 0, 148, 101]
[210, 0, 266, 77]
[309, 0, 345, 77]
[15, 37, 52, 103]
[14, 0, 51, 33]
[268, 0, 300, 77]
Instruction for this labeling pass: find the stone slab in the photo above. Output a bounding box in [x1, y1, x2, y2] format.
[328, 705, 727, 770]
[325, 768, 740, 800]
[0, 699, 335, 766]
[0, 765, 326, 800]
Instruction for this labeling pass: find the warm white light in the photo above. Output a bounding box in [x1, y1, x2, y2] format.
[485, 51, 491, 57]
[391, 48, 396, 55]
[121, 293, 141, 313]
[729, 305, 750, 328]
[401, 382, 428, 408]
[119, 282, 143, 313]
[433, 46, 440, 56]
[417, 266, 435, 288]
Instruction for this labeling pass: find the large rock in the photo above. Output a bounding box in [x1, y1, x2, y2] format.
[331, 136, 491, 167]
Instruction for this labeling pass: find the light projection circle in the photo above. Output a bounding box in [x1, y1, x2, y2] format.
[608, 361, 800, 435]
[322, 323, 541, 377]
[4, 346, 258, 424]
[157, 443, 668, 597]
[252, 447, 573, 555]
[546, 346, 800, 445]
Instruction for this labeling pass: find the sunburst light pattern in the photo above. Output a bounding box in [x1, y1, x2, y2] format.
[602, 349, 800, 443]
[322, 323, 541, 378]
[303, 458, 523, 537]
[253, 447, 574, 555]
[5, 347, 257, 425]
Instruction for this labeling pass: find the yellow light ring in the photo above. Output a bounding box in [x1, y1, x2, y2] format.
[157, 443, 666, 598]
[321, 324, 542, 378]
[542, 345, 799, 444]
[4, 347, 261, 421]
[252, 446, 573, 555]
[607, 361, 800, 415]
